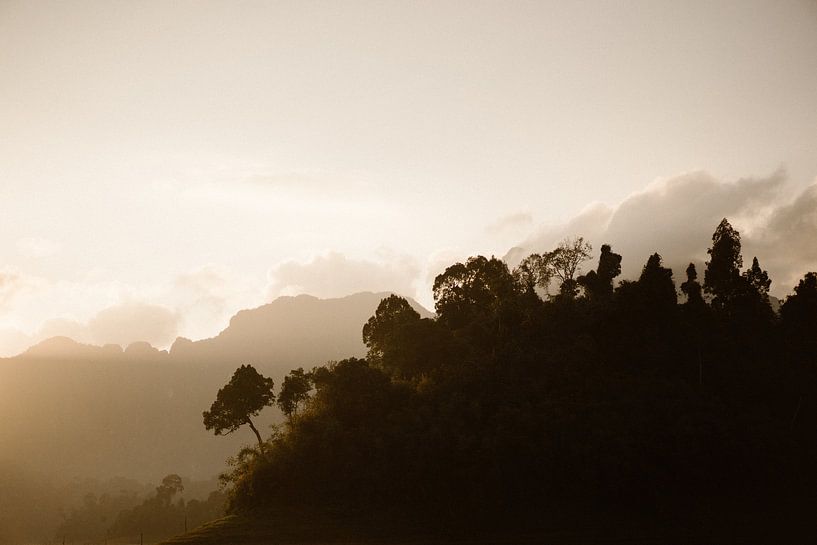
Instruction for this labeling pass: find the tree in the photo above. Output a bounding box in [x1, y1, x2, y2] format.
[203, 365, 274, 452]
[780, 272, 817, 354]
[362, 295, 421, 363]
[638, 253, 677, 308]
[277, 368, 313, 418]
[781, 272, 817, 324]
[578, 244, 621, 301]
[512, 252, 554, 296]
[680, 263, 704, 307]
[156, 474, 184, 507]
[550, 237, 592, 298]
[433, 256, 517, 328]
[704, 218, 743, 308]
[743, 257, 771, 300]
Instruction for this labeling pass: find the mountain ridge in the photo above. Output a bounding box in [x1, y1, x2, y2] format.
[0, 291, 431, 483]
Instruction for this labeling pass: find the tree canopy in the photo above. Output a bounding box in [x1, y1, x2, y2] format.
[203, 364, 274, 452]
[211, 218, 817, 535]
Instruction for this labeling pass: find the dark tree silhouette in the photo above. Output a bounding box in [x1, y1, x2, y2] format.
[512, 252, 554, 295]
[277, 368, 313, 418]
[781, 272, 817, 355]
[578, 243, 621, 300]
[704, 218, 743, 308]
[680, 262, 704, 307]
[744, 256, 771, 299]
[638, 253, 676, 307]
[550, 237, 592, 298]
[432, 256, 517, 328]
[215, 229, 817, 540]
[203, 364, 274, 452]
[362, 295, 421, 363]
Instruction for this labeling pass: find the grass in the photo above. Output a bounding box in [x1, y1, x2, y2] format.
[157, 503, 817, 545]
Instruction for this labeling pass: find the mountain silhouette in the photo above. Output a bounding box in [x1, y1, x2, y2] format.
[0, 292, 431, 483]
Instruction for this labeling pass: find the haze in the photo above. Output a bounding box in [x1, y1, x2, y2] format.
[2, 0, 817, 356]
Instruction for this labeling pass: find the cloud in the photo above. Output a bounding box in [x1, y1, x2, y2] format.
[511, 169, 816, 296]
[87, 302, 179, 348]
[38, 318, 91, 343]
[0, 272, 26, 308]
[486, 212, 534, 235]
[0, 302, 180, 357]
[171, 265, 262, 340]
[751, 183, 817, 289]
[267, 252, 421, 301]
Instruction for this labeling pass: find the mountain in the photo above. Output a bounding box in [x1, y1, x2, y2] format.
[0, 292, 431, 483]
[170, 292, 432, 368]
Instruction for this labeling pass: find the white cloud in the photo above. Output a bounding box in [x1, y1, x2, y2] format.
[267, 252, 421, 301]
[485, 212, 534, 235]
[511, 170, 816, 296]
[87, 302, 179, 348]
[0, 271, 26, 309]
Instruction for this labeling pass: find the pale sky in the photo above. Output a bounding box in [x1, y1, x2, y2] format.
[1, 0, 817, 356]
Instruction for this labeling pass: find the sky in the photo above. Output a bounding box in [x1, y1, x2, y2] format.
[1, 0, 816, 356]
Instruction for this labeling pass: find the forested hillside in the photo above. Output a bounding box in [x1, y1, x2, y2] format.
[214, 219, 817, 535]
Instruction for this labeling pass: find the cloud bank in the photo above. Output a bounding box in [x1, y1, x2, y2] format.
[267, 252, 420, 301]
[509, 170, 817, 296]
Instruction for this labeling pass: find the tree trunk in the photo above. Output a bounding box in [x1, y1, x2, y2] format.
[247, 418, 265, 453]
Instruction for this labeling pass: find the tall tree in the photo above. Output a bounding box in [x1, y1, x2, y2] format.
[512, 252, 554, 296]
[638, 253, 677, 308]
[680, 262, 704, 307]
[203, 365, 274, 452]
[578, 243, 621, 300]
[550, 237, 592, 298]
[743, 256, 771, 300]
[277, 368, 314, 418]
[780, 272, 817, 354]
[362, 295, 421, 363]
[433, 256, 517, 328]
[704, 218, 743, 308]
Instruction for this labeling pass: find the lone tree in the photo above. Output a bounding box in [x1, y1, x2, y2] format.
[203, 364, 274, 453]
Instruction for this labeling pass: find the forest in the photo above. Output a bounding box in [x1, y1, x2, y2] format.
[204, 218, 817, 535]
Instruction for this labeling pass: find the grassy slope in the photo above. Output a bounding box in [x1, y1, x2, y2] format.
[157, 505, 817, 545]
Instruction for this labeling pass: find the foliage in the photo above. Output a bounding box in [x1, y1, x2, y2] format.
[55, 477, 225, 545]
[55, 491, 141, 544]
[215, 219, 817, 531]
[277, 367, 313, 417]
[512, 252, 554, 295]
[680, 262, 704, 306]
[362, 294, 421, 364]
[203, 364, 275, 451]
[433, 256, 518, 329]
[704, 218, 743, 308]
[109, 476, 225, 543]
[577, 243, 621, 301]
[550, 236, 592, 297]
